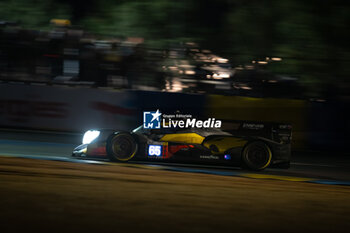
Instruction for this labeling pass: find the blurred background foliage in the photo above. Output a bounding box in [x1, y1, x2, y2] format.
[1, 0, 349, 97]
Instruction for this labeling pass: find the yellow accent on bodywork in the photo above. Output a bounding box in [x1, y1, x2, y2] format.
[203, 137, 247, 154]
[159, 133, 205, 144]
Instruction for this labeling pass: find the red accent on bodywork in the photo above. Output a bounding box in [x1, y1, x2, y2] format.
[87, 146, 107, 156]
[164, 145, 192, 159]
[162, 145, 170, 159]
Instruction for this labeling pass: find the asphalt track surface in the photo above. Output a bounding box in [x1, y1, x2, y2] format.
[0, 129, 350, 233]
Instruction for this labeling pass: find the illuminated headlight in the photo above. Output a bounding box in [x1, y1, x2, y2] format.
[82, 130, 100, 144]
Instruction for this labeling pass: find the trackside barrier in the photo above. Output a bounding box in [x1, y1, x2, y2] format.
[0, 84, 137, 132]
[1, 83, 348, 150]
[0, 84, 205, 132]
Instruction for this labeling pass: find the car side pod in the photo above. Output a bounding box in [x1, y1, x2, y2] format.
[241, 141, 272, 171]
[106, 132, 138, 162]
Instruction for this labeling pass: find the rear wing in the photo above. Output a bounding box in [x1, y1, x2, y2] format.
[223, 121, 292, 143]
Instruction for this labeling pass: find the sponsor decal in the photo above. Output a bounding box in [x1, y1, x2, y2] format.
[279, 124, 292, 130]
[200, 155, 220, 160]
[242, 123, 264, 130]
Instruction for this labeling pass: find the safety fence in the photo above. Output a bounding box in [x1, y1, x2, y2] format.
[0, 83, 348, 150]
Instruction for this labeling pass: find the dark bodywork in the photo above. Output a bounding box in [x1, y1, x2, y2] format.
[72, 122, 291, 168]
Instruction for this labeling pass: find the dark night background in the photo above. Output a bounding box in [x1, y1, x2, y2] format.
[0, 0, 350, 151]
[1, 0, 349, 98]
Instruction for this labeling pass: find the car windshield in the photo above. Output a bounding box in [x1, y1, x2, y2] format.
[132, 125, 146, 134]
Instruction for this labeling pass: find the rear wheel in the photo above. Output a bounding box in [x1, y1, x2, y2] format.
[242, 141, 272, 170]
[106, 132, 138, 162]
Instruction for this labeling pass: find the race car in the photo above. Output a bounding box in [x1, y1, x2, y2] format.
[72, 122, 292, 170]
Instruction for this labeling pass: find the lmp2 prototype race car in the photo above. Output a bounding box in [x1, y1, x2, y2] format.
[72, 121, 292, 171]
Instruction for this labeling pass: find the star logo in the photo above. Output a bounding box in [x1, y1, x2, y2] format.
[151, 109, 161, 122]
[143, 110, 162, 129]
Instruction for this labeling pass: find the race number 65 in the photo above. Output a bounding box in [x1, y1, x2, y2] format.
[148, 145, 162, 156]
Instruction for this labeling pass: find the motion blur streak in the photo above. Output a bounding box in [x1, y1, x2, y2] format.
[0, 156, 349, 233]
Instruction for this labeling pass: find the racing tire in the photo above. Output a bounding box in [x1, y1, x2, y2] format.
[242, 141, 272, 171]
[106, 132, 138, 162]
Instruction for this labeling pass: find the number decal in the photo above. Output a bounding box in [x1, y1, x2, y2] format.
[148, 145, 162, 157]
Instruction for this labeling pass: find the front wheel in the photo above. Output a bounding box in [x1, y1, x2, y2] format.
[106, 132, 138, 162]
[242, 141, 272, 171]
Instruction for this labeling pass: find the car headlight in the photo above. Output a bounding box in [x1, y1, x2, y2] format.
[82, 130, 100, 144]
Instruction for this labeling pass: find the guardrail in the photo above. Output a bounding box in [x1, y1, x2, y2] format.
[1, 82, 348, 150]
